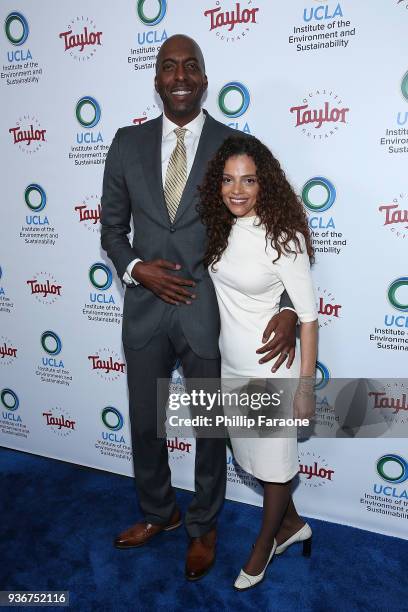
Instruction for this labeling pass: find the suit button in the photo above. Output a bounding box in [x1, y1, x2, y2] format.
[170, 227, 176, 233]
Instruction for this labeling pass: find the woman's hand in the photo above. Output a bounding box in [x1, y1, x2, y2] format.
[293, 378, 316, 420]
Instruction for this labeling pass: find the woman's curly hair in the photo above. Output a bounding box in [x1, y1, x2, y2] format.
[198, 135, 314, 271]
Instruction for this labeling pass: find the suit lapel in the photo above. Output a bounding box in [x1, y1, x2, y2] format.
[139, 115, 169, 222]
[173, 113, 217, 225]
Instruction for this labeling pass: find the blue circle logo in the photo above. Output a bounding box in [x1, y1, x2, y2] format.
[377, 454, 408, 484]
[387, 277, 408, 312]
[101, 407, 124, 431]
[218, 82, 250, 118]
[24, 184, 46, 212]
[315, 361, 330, 391]
[137, 0, 167, 26]
[5, 12, 29, 46]
[89, 263, 112, 291]
[76, 96, 101, 128]
[302, 177, 336, 213]
[1, 388, 19, 411]
[41, 331, 62, 356]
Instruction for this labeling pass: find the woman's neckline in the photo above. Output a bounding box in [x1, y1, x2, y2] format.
[234, 214, 260, 226]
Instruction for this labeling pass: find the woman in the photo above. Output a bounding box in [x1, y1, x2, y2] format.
[199, 135, 318, 590]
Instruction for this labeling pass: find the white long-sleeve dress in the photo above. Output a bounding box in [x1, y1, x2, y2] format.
[209, 215, 317, 482]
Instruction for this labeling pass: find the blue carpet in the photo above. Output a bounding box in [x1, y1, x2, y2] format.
[0, 447, 406, 612]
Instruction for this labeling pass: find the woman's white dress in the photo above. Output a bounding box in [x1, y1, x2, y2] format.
[209, 215, 317, 482]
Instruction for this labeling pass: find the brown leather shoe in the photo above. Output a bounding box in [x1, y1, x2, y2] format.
[114, 509, 182, 549]
[185, 528, 217, 581]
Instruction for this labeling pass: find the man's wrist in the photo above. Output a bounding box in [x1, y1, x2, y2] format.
[131, 261, 143, 282]
[123, 258, 143, 286]
[279, 306, 299, 324]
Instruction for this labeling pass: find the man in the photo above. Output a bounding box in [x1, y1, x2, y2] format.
[100, 34, 297, 580]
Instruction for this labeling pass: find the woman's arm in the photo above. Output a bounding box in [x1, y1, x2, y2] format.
[294, 319, 318, 419]
[299, 320, 318, 377]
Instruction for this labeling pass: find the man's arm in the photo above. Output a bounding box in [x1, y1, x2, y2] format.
[100, 129, 141, 279]
[101, 130, 197, 303]
[256, 307, 297, 372]
[279, 288, 297, 315]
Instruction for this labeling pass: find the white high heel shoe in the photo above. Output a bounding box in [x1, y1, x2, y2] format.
[234, 539, 277, 591]
[275, 523, 312, 556]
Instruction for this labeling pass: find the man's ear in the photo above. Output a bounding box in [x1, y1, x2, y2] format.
[154, 75, 158, 93]
[203, 75, 208, 92]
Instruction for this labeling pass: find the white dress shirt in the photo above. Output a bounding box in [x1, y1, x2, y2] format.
[123, 110, 205, 285]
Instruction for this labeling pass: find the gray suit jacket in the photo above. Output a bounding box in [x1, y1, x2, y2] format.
[101, 111, 240, 359]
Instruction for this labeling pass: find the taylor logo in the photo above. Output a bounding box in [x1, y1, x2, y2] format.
[368, 382, 408, 424]
[74, 194, 101, 233]
[167, 436, 192, 461]
[9, 115, 46, 153]
[203, 1, 259, 42]
[290, 90, 349, 139]
[299, 450, 335, 487]
[59, 17, 103, 60]
[88, 349, 126, 381]
[0, 338, 17, 365]
[379, 194, 408, 240]
[317, 288, 341, 327]
[42, 407, 76, 438]
[27, 273, 62, 304]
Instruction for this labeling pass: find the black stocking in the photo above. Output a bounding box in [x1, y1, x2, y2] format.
[243, 480, 291, 576]
[275, 495, 306, 546]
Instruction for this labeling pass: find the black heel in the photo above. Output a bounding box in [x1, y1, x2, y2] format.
[302, 537, 312, 557]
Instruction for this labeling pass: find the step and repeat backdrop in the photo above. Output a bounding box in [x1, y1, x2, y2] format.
[1, 1, 407, 539]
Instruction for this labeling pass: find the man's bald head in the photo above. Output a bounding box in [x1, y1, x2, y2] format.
[154, 34, 208, 126]
[156, 35, 206, 74]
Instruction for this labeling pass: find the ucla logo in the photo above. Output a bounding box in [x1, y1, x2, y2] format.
[89, 262, 115, 304]
[386, 276, 408, 324]
[302, 176, 336, 229]
[377, 454, 408, 485]
[388, 277, 408, 312]
[101, 406, 125, 443]
[1, 388, 19, 410]
[137, 0, 167, 26]
[101, 406, 124, 431]
[41, 331, 64, 367]
[76, 96, 103, 144]
[41, 331, 62, 355]
[218, 81, 251, 133]
[303, 2, 343, 22]
[4, 11, 29, 45]
[24, 184, 48, 225]
[89, 263, 112, 291]
[41, 331, 64, 368]
[401, 71, 408, 103]
[76, 96, 101, 128]
[24, 184, 46, 212]
[218, 81, 250, 119]
[315, 360, 330, 391]
[136, 0, 167, 45]
[384, 277, 408, 328]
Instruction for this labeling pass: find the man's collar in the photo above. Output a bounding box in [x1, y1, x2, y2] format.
[162, 109, 205, 139]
